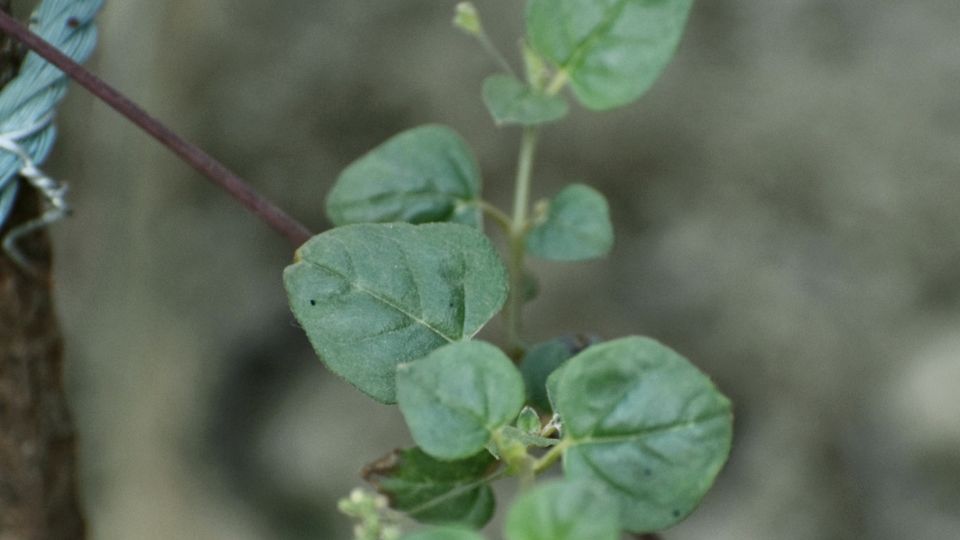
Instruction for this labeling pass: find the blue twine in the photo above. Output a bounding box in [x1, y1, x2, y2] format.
[0, 0, 103, 233]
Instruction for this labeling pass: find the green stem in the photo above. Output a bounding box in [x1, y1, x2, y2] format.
[478, 31, 517, 77]
[476, 199, 512, 233]
[545, 69, 569, 95]
[532, 438, 572, 474]
[505, 127, 540, 356]
[518, 455, 537, 492]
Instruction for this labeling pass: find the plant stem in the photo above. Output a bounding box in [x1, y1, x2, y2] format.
[531, 438, 571, 474]
[518, 455, 536, 492]
[511, 128, 539, 229]
[0, 10, 313, 247]
[477, 32, 516, 77]
[475, 199, 512, 233]
[505, 127, 539, 356]
[546, 70, 570, 95]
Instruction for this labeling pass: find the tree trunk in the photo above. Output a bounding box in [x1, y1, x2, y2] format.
[0, 1, 87, 537]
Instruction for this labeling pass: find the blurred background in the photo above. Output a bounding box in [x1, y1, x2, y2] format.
[20, 0, 960, 538]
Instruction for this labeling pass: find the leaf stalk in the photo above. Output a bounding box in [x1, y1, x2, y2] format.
[546, 70, 569, 95]
[476, 199, 512, 233]
[505, 127, 540, 356]
[532, 437, 571, 474]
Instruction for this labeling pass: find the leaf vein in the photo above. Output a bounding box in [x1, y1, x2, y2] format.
[560, 0, 630, 72]
[301, 258, 457, 343]
[405, 468, 503, 516]
[575, 409, 730, 446]
[576, 448, 640, 498]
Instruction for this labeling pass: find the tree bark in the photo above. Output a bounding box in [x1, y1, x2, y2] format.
[0, 1, 86, 538]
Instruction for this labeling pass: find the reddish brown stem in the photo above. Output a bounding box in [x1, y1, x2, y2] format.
[0, 10, 313, 247]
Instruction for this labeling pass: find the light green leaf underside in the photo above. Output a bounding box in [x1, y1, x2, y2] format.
[504, 479, 620, 540]
[526, 0, 694, 110]
[527, 184, 613, 261]
[555, 336, 733, 532]
[284, 223, 508, 403]
[326, 125, 483, 227]
[364, 447, 496, 528]
[397, 341, 526, 460]
[482, 74, 569, 126]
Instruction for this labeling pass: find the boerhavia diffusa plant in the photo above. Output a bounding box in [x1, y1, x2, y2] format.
[283, 1, 733, 538]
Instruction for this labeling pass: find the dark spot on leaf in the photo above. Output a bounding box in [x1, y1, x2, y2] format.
[672, 509, 681, 518]
[309, 299, 316, 306]
[644, 468, 652, 477]
[66, 17, 79, 28]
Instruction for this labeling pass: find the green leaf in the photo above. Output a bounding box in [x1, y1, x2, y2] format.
[520, 336, 593, 412]
[482, 75, 569, 126]
[284, 223, 508, 403]
[363, 447, 496, 528]
[504, 479, 620, 540]
[498, 425, 558, 449]
[526, 184, 613, 261]
[526, 0, 695, 110]
[545, 364, 567, 416]
[516, 406, 541, 434]
[401, 527, 487, 540]
[326, 125, 483, 227]
[397, 341, 526, 460]
[554, 336, 733, 532]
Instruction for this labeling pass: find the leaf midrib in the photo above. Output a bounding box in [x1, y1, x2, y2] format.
[405, 469, 502, 517]
[558, 0, 631, 71]
[303, 258, 460, 343]
[569, 409, 730, 447]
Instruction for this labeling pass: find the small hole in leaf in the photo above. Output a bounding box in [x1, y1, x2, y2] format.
[67, 17, 79, 28]
[309, 299, 317, 306]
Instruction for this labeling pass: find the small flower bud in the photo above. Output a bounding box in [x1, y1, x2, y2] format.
[453, 2, 482, 37]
